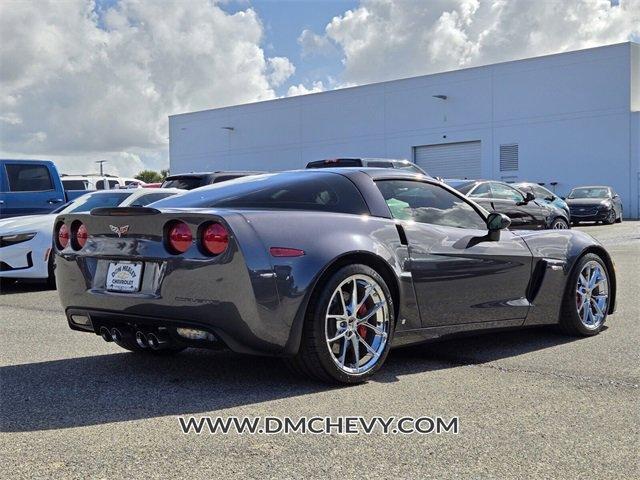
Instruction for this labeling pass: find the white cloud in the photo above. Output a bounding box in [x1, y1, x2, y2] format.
[267, 57, 296, 87]
[0, 0, 295, 176]
[286, 81, 326, 97]
[314, 0, 640, 84]
[298, 29, 338, 57]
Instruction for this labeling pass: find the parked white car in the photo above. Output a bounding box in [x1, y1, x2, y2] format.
[0, 188, 183, 285]
[60, 175, 148, 190]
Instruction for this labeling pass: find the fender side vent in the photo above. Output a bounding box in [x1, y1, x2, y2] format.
[395, 224, 408, 246]
[526, 260, 547, 302]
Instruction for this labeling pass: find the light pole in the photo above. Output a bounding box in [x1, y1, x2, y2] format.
[96, 160, 107, 176]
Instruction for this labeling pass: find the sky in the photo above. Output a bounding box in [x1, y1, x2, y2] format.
[1, 0, 639, 177]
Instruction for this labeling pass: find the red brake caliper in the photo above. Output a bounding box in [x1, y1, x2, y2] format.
[357, 303, 368, 338]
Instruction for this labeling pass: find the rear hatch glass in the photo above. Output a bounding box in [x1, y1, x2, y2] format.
[161, 176, 206, 190]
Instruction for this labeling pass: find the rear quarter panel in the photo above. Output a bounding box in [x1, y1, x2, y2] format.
[234, 210, 419, 354]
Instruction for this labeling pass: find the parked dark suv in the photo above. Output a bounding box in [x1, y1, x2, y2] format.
[306, 158, 427, 175]
[446, 179, 570, 230]
[161, 171, 264, 190]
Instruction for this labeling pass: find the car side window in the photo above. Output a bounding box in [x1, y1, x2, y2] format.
[5, 164, 54, 192]
[376, 180, 486, 230]
[469, 182, 492, 198]
[490, 182, 524, 202]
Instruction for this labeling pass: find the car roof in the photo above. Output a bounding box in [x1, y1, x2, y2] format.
[165, 171, 265, 179]
[299, 166, 433, 181]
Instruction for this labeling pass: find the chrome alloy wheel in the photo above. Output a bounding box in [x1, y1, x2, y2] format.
[324, 274, 390, 375]
[576, 261, 609, 329]
[553, 220, 568, 229]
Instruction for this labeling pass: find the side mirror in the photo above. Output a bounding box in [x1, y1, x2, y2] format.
[487, 212, 511, 232]
[524, 191, 535, 203]
[545, 195, 556, 202]
[560, 196, 566, 200]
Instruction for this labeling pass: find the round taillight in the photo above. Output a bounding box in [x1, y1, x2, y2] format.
[201, 222, 229, 255]
[74, 222, 88, 250]
[167, 222, 192, 254]
[57, 223, 69, 249]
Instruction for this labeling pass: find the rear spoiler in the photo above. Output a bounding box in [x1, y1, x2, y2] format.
[90, 207, 161, 216]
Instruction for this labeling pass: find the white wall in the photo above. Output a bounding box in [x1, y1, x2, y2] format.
[170, 42, 639, 217]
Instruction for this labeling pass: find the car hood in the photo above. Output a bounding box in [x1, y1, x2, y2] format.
[0, 214, 56, 235]
[565, 198, 609, 206]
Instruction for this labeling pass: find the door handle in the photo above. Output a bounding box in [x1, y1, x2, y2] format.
[47, 198, 63, 204]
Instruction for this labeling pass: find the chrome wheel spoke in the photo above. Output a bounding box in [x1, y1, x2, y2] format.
[361, 322, 385, 336]
[327, 329, 347, 343]
[358, 334, 379, 359]
[351, 335, 360, 367]
[337, 338, 348, 367]
[357, 300, 386, 323]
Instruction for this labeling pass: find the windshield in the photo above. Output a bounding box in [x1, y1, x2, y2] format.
[59, 191, 133, 213]
[568, 187, 609, 199]
[161, 177, 206, 190]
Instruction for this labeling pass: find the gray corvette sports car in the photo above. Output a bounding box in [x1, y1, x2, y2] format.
[55, 168, 616, 383]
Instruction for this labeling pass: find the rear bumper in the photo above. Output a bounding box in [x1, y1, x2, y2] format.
[55, 246, 291, 356]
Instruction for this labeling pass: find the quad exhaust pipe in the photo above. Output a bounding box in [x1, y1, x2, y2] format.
[135, 330, 148, 349]
[100, 326, 172, 350]
[100, 326, 113, 342]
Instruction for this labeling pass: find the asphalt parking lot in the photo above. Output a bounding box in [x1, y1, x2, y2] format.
[1, 222, 638, 479]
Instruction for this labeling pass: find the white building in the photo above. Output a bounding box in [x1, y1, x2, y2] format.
[170, 42, 640, 218]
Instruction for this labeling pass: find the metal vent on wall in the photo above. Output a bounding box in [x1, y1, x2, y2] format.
[500, 144, 519, 171]
[413, 141, 481, 179]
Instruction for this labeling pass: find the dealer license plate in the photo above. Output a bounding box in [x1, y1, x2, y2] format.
[106, 262, 143, 292]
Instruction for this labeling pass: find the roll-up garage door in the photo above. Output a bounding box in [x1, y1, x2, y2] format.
[413, 141, 481, 179]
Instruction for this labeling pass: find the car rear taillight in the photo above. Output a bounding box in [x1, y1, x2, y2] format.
[201, 222, 229, 255]
[72, 222, 88, 250]
[166, 221, 192, 254]
[56, 223, 69, 249]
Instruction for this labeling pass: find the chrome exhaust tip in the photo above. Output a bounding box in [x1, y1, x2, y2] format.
[147, 333, 169, 350]
[135, 331, 148, 349]
[110, 328, 122, 343]
[100, 326, 113, 342]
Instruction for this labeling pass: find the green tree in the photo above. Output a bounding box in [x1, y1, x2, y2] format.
[160, 169, 170, 180]
[134, 170, 163, 183]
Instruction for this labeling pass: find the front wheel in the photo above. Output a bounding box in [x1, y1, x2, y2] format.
[550, 218, 569, 229]
[287, 264, 395, 383]
[559, 253, 610, 336]
[604, 210, 616, 225]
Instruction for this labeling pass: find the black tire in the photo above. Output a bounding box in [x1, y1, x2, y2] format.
[46, 255, 56, 289]
[604, 210, 616, 225]
[550, 217, 569, 230]
[559, 253, 610, 336]
[286, 264, 395, 384]
[615, 210, 622, 223]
